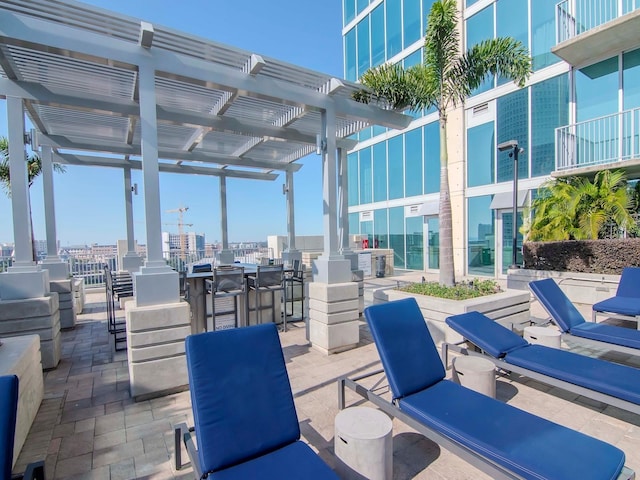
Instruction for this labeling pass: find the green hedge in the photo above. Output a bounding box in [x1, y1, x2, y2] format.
[523, 239, 640, 274]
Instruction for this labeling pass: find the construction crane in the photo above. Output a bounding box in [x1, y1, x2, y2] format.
[166, 206, 191, 260]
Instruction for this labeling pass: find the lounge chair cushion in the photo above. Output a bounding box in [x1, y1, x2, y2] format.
[401, 380, 625, 480]
[186, 324, 300, 474]
[616, 267, 640, 297]
[0, 375, 18, 480]
[506, 344, 640, 405]
[529, 278, 586, 331]
[365, 298, 445, 399]
[571, 322, 640, 350]
[208, 441, 338, 480]
[593, 296, 640, 317]
[446, 311, 528, 358]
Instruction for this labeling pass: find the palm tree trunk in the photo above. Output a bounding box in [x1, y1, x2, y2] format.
[438, 116, 455, 286]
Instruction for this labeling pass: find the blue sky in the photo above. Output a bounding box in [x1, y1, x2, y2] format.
[0, 0, 344, 246]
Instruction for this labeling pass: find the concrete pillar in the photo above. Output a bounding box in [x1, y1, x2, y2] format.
[217, 175, 234, 265]
[134, 60, 178, 306]
[40, 146, 69, 281]
[121, 167, 143, 273]
[282, 168, 301, 265]
[309, 107, 358, 354]
[338, 147, 357, 270]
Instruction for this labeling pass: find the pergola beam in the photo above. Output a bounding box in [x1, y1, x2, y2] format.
[55, 153, 279, 180]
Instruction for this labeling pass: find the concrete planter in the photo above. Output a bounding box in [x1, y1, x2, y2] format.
[507, 268, 619, 307]
[373, 287, 530, 346]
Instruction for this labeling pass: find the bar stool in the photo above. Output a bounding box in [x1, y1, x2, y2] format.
[246, 264, 287, 330]
[284, 259, 304, 321]
[205, 265, 245, 331]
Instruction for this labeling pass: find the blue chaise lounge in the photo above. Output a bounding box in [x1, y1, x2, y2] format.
[445, 309, 640, 416]
[592, 267, 640, 326]
[530, 278, 640, 356]
[174, 324, 338, 480]
[344, 298, 632, 479]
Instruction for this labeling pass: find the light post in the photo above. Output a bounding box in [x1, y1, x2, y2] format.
[497, 140, 524, 269]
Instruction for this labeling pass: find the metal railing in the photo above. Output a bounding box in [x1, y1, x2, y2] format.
[555, 107, 640, 171]
[557, 0, 639, 43]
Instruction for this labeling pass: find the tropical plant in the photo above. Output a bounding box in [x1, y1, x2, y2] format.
[523, 169, 637, 241]
[0, 136, 66, 260]
[352, 0, 531, 285]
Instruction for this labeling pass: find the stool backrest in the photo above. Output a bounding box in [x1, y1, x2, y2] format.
[214, 266, 245, 293]
[256, 264, 284, 288]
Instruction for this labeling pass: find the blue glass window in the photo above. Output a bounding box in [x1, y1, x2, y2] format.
[357, 17, 370, 79]
[497, 88, 529, 182]
[405, 128, 423, 197]
[466, 6, 494, 95]
[389, 206, 405, 268]
[344, 0, 356, 26]
[359, 147, 372, 204]
[468, 195, 494, 276]
[403, 49, 421, 68]
[359, 127, 372, 141]
[531, 0, 560, 70]
[496, 0, 528, 86]
[361, 219, 373, 247]
[374, 209, 388, 249]
[357, 0, 369, 14]
[372, 125, 387, 137]
[371, 5, 386, 67]
[386, 0, 402, 58]
[422, 0, 435, 33]
[424, 122, 440, 193]
[623, 48, 640, 110]
[349, 212, 360, 234]
[348, 152, 359, 206]
[388, 135, 404, 199]
[403, 0, 422, 48]
[467, 122, 495, 187]
[532, 74, 569, 177]
[345, 28, 357, 81]
[576, 56, 618, 122]
[373, 142, 387, 202]
[466, 0, 480, 6]
[406, 216, 424, 270]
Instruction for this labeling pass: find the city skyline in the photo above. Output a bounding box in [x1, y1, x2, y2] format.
[0, 0, 344, 245]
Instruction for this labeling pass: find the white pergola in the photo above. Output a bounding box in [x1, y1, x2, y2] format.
[0, 0, 410, 306]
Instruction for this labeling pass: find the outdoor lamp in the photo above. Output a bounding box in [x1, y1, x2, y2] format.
[497, 140, 524, 269]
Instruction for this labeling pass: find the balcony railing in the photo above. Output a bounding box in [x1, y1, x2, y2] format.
[555, 107, 640, 172]
[557, 0, 639, 43]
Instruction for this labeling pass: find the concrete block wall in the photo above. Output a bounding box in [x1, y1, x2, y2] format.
[308, 282, 359, 354]
[0, 293, 61, 369]
[0, 335, 44, 467]
[50, 279, 76, 329]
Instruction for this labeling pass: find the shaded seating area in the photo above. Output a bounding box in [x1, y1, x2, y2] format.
[340, 298, 632, 480]
[530, 278, 640, 356]
[175, 324, 338, 479]
[445, 310, 640, 415]
[104, 266, 133, 351]
[593, 267, 640, 327]
[1, 375, 45, 480]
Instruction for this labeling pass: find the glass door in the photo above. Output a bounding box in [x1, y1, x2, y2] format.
[424, 216, 439, 270]
[497, 210, 523, 276]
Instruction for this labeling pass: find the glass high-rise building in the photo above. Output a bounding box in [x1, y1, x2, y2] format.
[342, 0, 640, 278]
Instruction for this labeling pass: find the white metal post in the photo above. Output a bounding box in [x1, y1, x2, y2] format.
[123, 167, 136, 254]
[40, 145, 59, 262]
[286, 169, 296, 251]
[338, 147, 350, 252]
[321, 106, 339, 258]
[220, 175, 228, 250]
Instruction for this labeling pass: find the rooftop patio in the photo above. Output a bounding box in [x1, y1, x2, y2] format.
[12, 272, 640, 479]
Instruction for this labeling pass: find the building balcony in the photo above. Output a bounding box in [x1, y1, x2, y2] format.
[554, 107, 640, 177]
[553, 0, 640, 67]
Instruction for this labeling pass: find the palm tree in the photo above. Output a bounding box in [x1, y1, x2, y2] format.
[0, 136, 66, 260]
[353, 0, 531, 285]
[524, 170, 637, 241]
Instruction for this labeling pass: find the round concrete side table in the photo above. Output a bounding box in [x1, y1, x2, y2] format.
[334, 406, 393, 480]
[524, 326, 561, 349]
[452, 355, 496, 398]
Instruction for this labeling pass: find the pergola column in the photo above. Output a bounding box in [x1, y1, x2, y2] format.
[40, 145, 69, 280]
[282, 168, 301, 265]
[0, 96, 49, 300]
[217, 175, 234, 265]
[308, 105, 358, 354]
[132, 59, 178, 306]
[121, 167, 143, 273]
[338, 147, 357, 269]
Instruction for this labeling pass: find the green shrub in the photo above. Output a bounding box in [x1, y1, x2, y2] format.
[399, 279, 502, 300]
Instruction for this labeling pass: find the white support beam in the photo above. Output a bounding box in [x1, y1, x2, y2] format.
[123, 167, 136, 254]
[321, 106, 339, 258]
[40, 146, 59, 261]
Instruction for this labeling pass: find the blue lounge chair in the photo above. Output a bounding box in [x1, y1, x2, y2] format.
[530, 278, 640, 357]
[1, 375, 46, 480]
[174, 324, 338, 480]
[445, 310, 640, 416]
[339, 299, 632, 479]
[593, 267, 640, 326]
